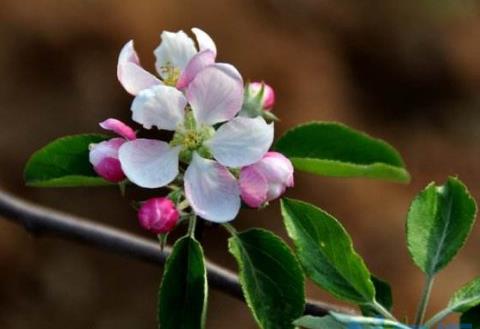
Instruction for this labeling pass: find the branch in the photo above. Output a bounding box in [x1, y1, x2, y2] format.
[0, 189, 355, 316]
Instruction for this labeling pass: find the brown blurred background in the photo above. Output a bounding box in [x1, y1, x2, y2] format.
[1, 0, 480, 328]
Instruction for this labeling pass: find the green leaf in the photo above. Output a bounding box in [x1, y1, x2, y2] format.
[330, 312, 410, 329]
[461, 305, 480, 329]
[361, 276, 393, 316]
[425, 278, 480, 328]
[275, 122, 410, 183]
[24, 134, 112, 187]
[449, 278, 480, 313]
[228, 228, 305, 329]
[406, 177, 477, 275]
[294, 314, 410, 329]
[281, 198, 375, 304]
[294, 315, 345, 329]
[158, 236, 207, 329]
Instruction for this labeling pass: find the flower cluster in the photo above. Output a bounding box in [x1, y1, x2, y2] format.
[89, 28, 293, 233]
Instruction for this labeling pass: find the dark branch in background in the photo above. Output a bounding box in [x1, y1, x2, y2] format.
[0, 189, 355, 316]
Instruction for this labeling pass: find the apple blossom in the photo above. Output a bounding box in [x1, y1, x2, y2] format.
[89, 119, 136, 183]
[138, 197, 180, 234]
[239, 152, 294, 208]
[118, 63, 274, 223]
[117, 28, 217, 95]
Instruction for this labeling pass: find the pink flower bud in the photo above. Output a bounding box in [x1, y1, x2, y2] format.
[137, 197, 180, 234]
[239, 152, 294, 208]
[89, 138, 126, 183]
[247, 82, 275, 110]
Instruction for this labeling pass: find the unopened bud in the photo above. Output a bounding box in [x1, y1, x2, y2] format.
[89, 138, 126, 183]
[137, 197, 180, 234]
[247, 82, 275, 110]
[239, 152, 294, 208]
[239, 81, 276, 118]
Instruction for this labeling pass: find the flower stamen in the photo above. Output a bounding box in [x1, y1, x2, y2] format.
[160, 62, 180, 86]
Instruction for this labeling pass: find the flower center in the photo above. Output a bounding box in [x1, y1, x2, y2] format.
[182, 130, 203, 150]
[160, 63, 180, 86]
[171, 112, 215, 163]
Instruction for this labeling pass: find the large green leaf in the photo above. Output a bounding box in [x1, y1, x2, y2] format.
[361, 276, 393, 316]
[24, 134, 112, 187]
[281, 198, 375, 304]
[461, 305, 480, 329]
[406, 177, 477, 275]
[275, 122, 410, 183]
[228, 228, 305, 329]
[158, 236, 207, 329]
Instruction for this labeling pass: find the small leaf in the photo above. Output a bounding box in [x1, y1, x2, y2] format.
[330, 312, 411, 329]
[228, 228, 305, 329]
[461, 305, 480, 329]
[448, 278, 480, 313]
[294, 315, 345, 329]
[275, 122, 410, 183]
[158, 236, 207, 329]
[24, 134, 112, 187]
[361, 276, 393, 316]
[406, 177, 477, 275]
[281, 198, 375, 304]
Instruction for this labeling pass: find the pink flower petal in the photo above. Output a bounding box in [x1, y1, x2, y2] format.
[239, 166, 269, 208]
[186, 65, 244, 125]
[117, 40, 162, 95]
[214, 63, 243, 83]
[249, 151, 294, 201]
[118, 139, 180, 188]
[184, 153, 240, 223]
[176, 50, 216, 90]
[99, 118, 136, 140]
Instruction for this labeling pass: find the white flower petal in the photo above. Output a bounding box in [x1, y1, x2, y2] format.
[131, 85, 186, 131]
[206, 117, 274, 167]
[184, 153, 240, 223]
[186, 65, 244, 125]
[154, 31, 197, 78]
[118, 139, 180, 188]
[117, 40, 162, 95]
[192, 27, 217, 54]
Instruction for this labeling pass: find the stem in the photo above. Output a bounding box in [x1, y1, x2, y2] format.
[0, 188, 356, 317]
[415, 275, 435, 327]
[187, 215, 197, 238]
[177, 199, 190, 211]
[371, 300, 398, 322]
[118, 181, 127, 197]
[223, 223, 238, 236]
[423, 308, 452, 329]
[157, 233, 168, 253]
